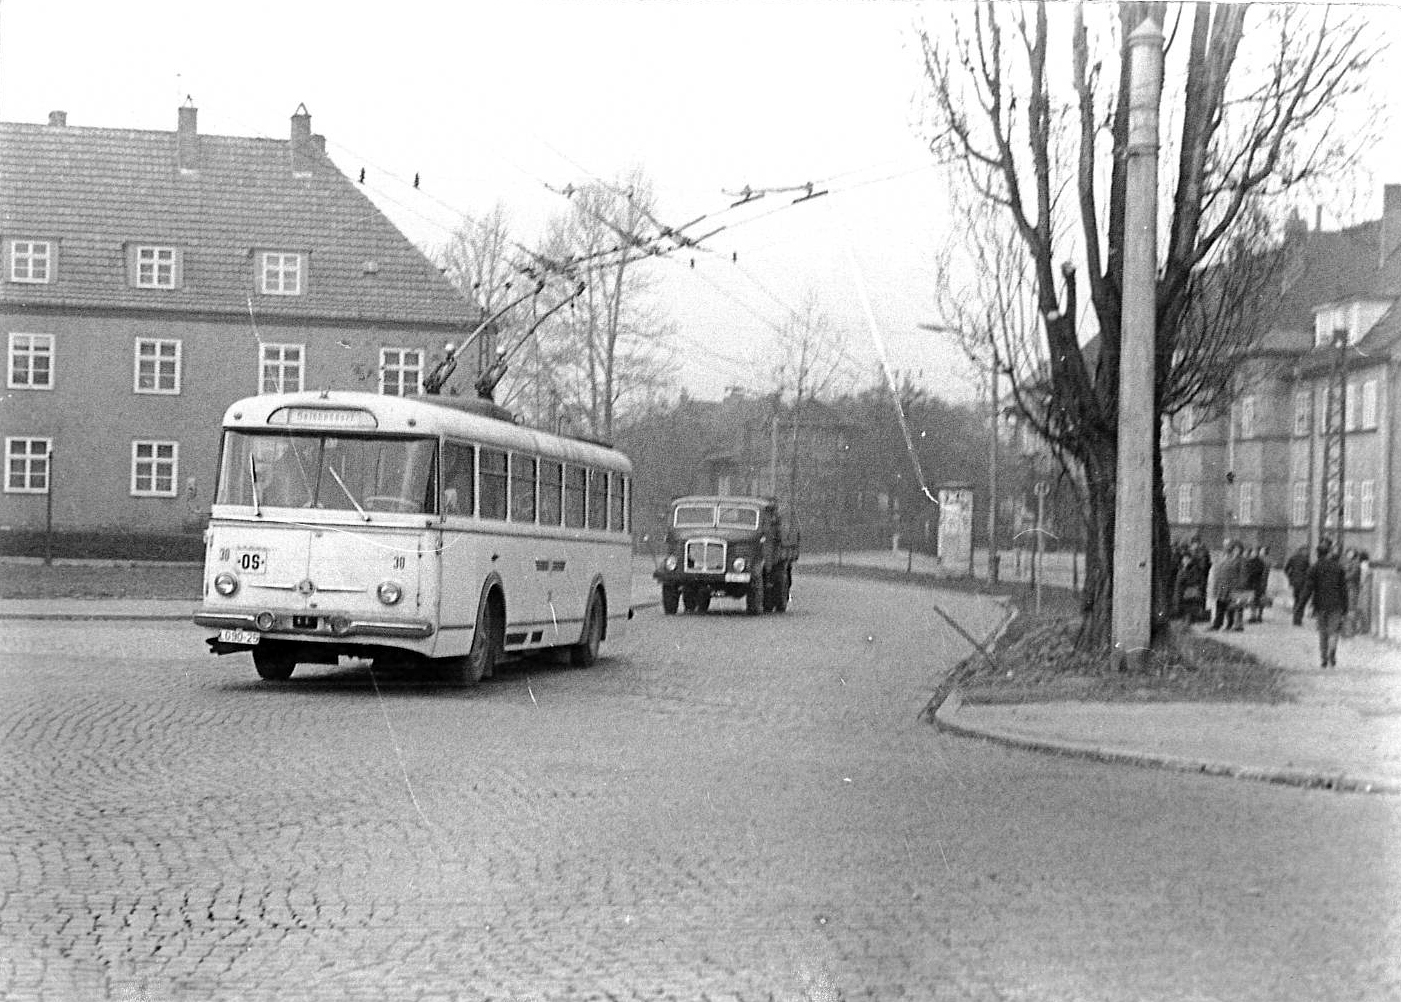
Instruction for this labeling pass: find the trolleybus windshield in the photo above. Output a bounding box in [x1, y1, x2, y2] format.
[215, 431, 438, 515]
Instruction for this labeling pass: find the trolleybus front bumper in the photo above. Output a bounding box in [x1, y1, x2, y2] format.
[194, 608, 434, 640]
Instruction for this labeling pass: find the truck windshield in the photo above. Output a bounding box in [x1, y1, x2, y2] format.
[673, 503, 760, 529]
[717, 505, 759, 529]
[673, 504, 717, 527]
[216, 431, 437, 514]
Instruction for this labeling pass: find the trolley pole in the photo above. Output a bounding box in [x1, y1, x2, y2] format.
[1112, 17, 1162, 672]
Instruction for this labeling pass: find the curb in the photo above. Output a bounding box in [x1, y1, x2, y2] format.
[0, 611, 194, 622]
[932, 688, 1401, 796]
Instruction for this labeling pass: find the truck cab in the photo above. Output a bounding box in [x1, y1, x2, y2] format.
[652, 494, 798, 615]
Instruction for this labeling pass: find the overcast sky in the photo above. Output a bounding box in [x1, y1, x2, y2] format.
[3, 1, 1400, 404]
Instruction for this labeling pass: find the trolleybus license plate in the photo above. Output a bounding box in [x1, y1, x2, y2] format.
[219, 629, 260, 645]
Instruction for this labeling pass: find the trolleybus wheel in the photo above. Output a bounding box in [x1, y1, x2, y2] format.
[448, 592, 502, 687]
[661, 585, 679, 615]
[745, 571, 765, 615]
[252, 645, 296, 681]
[571, 591, 605, 667]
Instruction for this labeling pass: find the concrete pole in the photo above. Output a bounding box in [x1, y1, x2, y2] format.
[988, 351, 1001, 583]
[1112, 17, 1162, 672]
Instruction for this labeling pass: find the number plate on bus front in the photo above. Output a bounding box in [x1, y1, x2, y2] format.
[233, 549, 268, 574]
[219, 629, 260, 646]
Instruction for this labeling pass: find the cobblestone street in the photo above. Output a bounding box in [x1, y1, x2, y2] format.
[2, 574, 1398, 1001]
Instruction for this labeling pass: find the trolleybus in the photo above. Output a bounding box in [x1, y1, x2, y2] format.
[193, 390, 633, 684]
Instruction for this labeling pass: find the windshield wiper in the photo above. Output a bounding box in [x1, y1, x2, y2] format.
[249, 454, 262, 517]
[327, 465, 370, 522]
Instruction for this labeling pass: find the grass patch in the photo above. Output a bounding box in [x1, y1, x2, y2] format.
[0, 562, 203, 600]
[0, 530, 203, 563]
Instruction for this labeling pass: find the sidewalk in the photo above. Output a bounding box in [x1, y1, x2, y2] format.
[938, 614, 1401, 794]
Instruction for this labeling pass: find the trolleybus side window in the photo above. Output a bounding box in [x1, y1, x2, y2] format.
[509, 452, 536, 523]
[586, 468, 607, 530]
[442, 441, 475, 516]
[480, 448, 507, 521]
[609, 473, 626, 532]
[564, 464, 586, 528]
[539, 459, 563, 526]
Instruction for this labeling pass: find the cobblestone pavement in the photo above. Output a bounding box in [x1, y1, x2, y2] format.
[2, 574, 1399, 1001]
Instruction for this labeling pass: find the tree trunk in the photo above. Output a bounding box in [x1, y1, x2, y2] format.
[1074, 444, 1117, 652]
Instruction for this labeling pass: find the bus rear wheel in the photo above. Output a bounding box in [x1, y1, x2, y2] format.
[571, 591, 605, 667]
[252, 645, 296, 681]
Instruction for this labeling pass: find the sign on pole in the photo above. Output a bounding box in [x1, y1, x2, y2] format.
[937, 484, 973, 573]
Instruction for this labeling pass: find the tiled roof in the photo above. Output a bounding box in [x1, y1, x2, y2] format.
[0, 115, 478, 328]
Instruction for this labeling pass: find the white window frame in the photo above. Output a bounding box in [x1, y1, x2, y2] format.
[259, 343, 305, 394]
[1345, 384, 1358, 431]
[131, 440, 179, 497]
[9, 239, 52, 283]
[1361, 480, 1376, 527]
[5, 436, 52, 493]
[134, 245, 178, 289]
[1239, 395, 1256, 439]
[134, 338, 182, 394]
[1176, 483, 1193, 523]
[379, 347, 423, 397]
[1361, 378, 1378, 429]
[1292, 390, 1311, 436]
[260, 252, 303, 296]
[1291, 481, 1309, 527]
[8, 333, 54, 389]
[1343, 479, 1357, 529]
[1237, 480, 1255, 525]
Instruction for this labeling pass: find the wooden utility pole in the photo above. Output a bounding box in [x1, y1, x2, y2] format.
[1112, 18, 1162, 672]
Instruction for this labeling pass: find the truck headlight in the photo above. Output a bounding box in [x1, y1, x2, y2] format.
[731, 557, 748, 573]
[664, 555, 678, 571]
[214, 571, 239, 596]
[377, 580, 404, 605]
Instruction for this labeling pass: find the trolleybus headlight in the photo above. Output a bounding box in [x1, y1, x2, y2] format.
[214, 571, 239, 597]
[731, 557, 747, 573]
[254, 611, 277, 631]
[377, 580, 404, 606]
[664, 555, 678, 571]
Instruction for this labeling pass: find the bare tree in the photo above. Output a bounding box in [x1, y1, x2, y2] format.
[922, 1, 1374, 652]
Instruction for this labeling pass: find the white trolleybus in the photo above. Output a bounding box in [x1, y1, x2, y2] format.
[193, 391, 633, 684]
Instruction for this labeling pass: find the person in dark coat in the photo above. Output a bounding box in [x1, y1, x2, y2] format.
[1177, 537, 1211, 623]
[1300, 543, 1349, 668]
[1209, 540, 1245, 631]
[1283, 544, 1311, 626]
[1243, 546, 1268, 623]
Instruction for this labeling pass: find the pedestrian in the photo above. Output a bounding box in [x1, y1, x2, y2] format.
[1243, 545, 1268, 623]
[1342, 548, 1363, 637]
[1300, 542, 1349, 668]
[1208, 540, 1245, 632]
[1283, 544, 1311, 626]
[1176, 536, 1211, 623]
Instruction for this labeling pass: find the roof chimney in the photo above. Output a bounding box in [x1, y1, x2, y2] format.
[47, 110, 66, 127]
[1382, 184, 1401, 272]
[177, 99, 199, 172]
[290, 103, 314, 176]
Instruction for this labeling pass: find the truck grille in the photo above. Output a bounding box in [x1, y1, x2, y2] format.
[684, 539, 726, 573]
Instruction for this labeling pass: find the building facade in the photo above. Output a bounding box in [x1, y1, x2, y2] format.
[1162, 188, 1401, 566]
[1, 104, 486, 536]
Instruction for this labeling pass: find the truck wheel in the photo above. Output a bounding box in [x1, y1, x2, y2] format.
[682, 589, 697, 613]
[253, 645, 296, 681]
[745, 571, 765, 615]
[695, 590, 710, 613]
[662, 585, 679, 615]
[762, 570, 777, 612]
[774, 564, 791, 612]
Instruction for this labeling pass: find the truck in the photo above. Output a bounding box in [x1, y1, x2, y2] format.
[652, 494, 798, 615]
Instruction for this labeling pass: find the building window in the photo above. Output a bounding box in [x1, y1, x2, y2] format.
[134, 338, 181, 394]
[379, 348, 422, 396]
[1345, 384, 1358, 431]
[1237, 480, 1255, 525]
[1176, 483, 1193, 523]
[1239, 396, 1256, 439]
[4, 437, 51, 493]
[131, 440, 178, 496]
[1292, 390, 1311, 436]
[260, 252, 303, 295]
[1343, 480, 1357, 529]
[9, 240, 52, 283]
[1291, 481, 1309, 526]
[259, 343, 304, 394]
[1361, 480, 1376, 527]
[8, 333, 54, 389]
[132, 246, 178, 288]
[1361, 378, 1378, 429]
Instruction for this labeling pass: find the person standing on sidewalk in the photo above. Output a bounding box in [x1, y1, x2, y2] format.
[1243, 545, 1268, 623]
[1284, 544, 1311, 626]
[1342, 548, 1363, 637]
[1209, 540, 1245, 632]
[1300, 542, 1349, 668]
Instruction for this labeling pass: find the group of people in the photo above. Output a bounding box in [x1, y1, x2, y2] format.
[1172, 535, 1367, 669]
